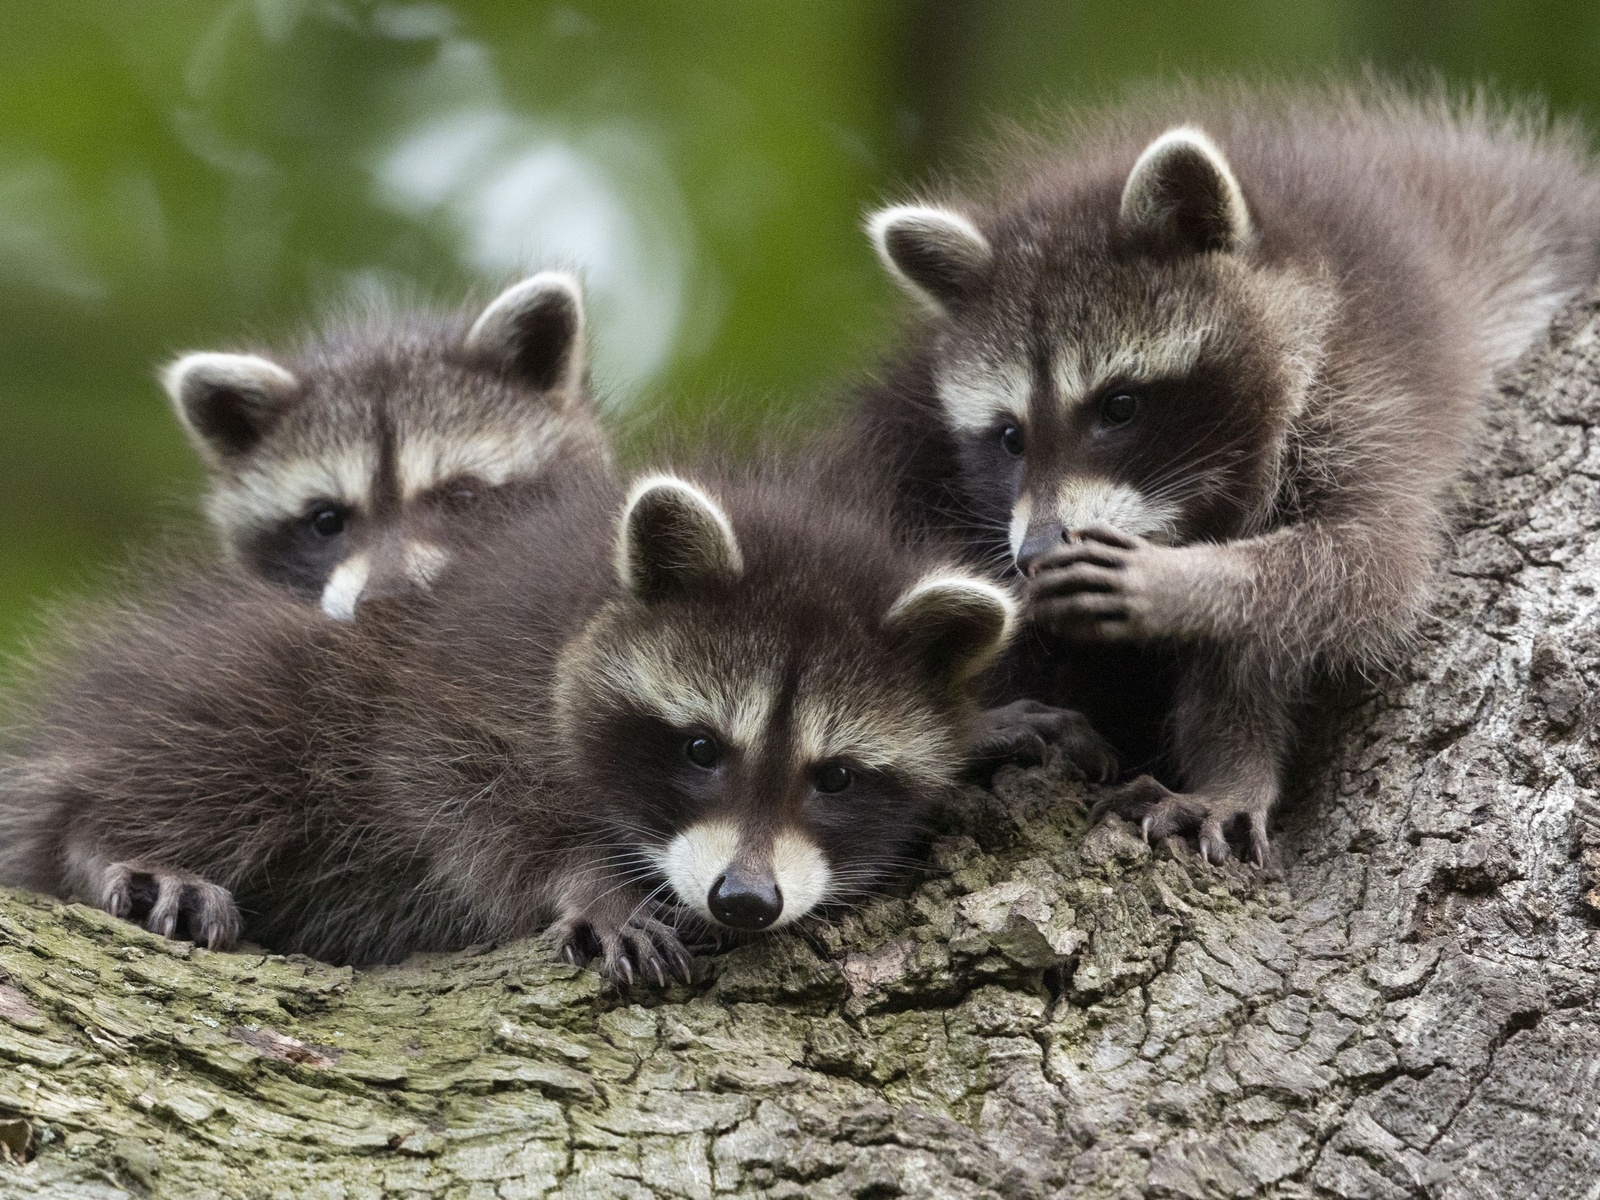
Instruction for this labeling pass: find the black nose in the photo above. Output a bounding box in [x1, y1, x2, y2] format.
[708, 869, 783, 930]
[1015, 523, 1067, 575]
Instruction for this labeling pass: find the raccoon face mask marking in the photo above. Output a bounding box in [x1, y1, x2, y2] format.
[213, 450, 379, 533]
[167, 272, 603, 616]
[553, 477, 1018, 935]
[879, 127, 1326, 567]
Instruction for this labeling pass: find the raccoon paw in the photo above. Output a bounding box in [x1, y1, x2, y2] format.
[96, 862, 242, 949]
[1089, 775, 1270, 867]
[1024, 523, 1184, 642]
[552, 911, 694, 989]
[968, 699, 1118, 782]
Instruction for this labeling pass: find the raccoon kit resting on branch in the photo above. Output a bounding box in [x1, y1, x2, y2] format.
[163, 272, 609, 620]
[849, 83, 1600, 864]
[0, 462, 1019, 985]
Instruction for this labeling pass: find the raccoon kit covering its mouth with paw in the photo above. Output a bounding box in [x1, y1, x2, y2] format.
[846, 82, 1600, 864]
[0, 462, 1016, 986]
[164, 272, 609, 620]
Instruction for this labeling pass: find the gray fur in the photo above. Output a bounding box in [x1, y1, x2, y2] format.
[163, 273, 610, 617]
[0, 460, 1016, 984]
[848, 80, 1600, 864]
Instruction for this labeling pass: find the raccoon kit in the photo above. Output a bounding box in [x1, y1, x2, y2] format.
[0, 464, 1016, 983]
[164, 272, 609, 620]
[852, 84, 1600, 863]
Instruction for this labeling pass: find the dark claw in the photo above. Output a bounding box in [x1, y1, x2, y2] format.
[554, 903, 692, 988]
[1093, 774, 1269, 868]
[99, 864, 240, 949]
[627, 934, 670, 989]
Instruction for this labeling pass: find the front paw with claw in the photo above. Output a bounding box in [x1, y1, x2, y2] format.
[1025, 523, 1192, 643]
[95, 861, 241, 949]
[968, 699, 1118, 781]
[1089, 774, 1271, 867]
[550, 907, 693, 989]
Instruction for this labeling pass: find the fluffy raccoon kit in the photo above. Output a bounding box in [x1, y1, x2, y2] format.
[0, 465, 1016, 985]
[163, 272, 609, 620]
[854, 85, 1600, 863]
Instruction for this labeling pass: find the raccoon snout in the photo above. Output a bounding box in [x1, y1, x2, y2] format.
[1016, 523, 1068, 575]
[345, 541, 452, 612]
[708, 867, 783, 931]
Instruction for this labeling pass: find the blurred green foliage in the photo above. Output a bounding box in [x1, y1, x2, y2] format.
[2, 0, 1599, 651]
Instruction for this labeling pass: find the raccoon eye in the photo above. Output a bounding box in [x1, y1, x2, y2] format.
[309, 505, 347, 537]
[1100, 392, 1139, 426]
[815, 764, 853, 794]
[999, 424, 1026, 457]
[684, 736, 720, 769]
[440, 475, 484, 509]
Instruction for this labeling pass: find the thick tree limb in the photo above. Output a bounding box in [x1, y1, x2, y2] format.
[4, 291, 1600, 1199]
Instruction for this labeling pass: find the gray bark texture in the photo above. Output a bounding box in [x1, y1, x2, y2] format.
[4, 292, 1600, 1200]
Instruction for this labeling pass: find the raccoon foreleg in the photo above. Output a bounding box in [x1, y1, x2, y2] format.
[1026, 518, 1424, 667]
[547, 857, 694, 988]
[62, 839, 242, 949]
[1090, 656, 1293, 866]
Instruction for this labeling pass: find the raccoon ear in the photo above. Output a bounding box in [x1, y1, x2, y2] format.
[162, 352, 301, 464]
[867, 204, 992, 313]
[884, 572, 1017, 685]
[617, 475, 744, 599]
[1119, 127, 1251, 253]
[465, 271, 586, 396]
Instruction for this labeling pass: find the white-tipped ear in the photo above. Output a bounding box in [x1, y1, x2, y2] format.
[867, 203, 992, 313]
[616, 474, 744, 599]
[162, 352, 300, 465]
[1119, 127, 1250, 253]
[465, 271, 586, 396]
[884, 571, 1017, 685]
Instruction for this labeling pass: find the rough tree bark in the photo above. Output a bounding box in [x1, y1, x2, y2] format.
[4, 290, 1600, 1200]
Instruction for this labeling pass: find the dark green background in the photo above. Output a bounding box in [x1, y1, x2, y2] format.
[3, 0, 1598, 652]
